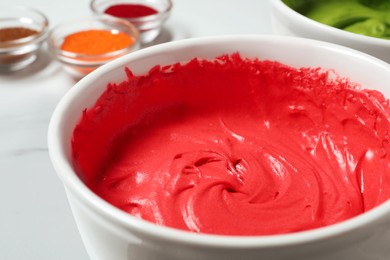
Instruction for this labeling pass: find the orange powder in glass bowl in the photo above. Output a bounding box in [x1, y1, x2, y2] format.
[61, 29, 134, 55]
[47, 16, 140, 78]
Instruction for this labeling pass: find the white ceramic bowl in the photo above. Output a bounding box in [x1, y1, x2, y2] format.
[270, 0, 390, 64]
[48, 35, 390, 260]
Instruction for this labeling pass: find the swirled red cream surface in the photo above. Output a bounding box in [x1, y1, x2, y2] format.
[72, 54, 390, 235]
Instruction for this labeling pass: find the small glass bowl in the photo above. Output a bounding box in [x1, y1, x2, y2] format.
[0, 6, 49, 72]
[90, 0, 173, 44]
[47, 15, 140, 79]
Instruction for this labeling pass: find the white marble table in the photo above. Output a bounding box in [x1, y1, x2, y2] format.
[0, 0, 272, 259]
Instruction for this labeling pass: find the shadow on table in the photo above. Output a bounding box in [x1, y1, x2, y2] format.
[0, 47, 54, 80]
[142, 27, 174, 48]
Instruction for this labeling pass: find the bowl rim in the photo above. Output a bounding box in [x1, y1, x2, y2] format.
[90, 0, 173, 23]
[47, 14, 140, 66]
[48, 34, 390, 249]
[271, 0, 390, 47]
[0, 5, 49, 52]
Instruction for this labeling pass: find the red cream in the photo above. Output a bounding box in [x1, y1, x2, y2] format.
[72, 54, 390, 235]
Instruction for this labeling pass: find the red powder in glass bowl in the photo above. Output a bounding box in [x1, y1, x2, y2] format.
[71, 53, 390, 236]
[104, 4, 158, 18]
